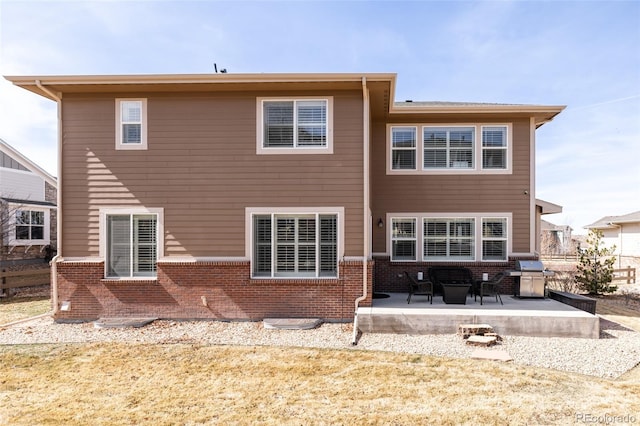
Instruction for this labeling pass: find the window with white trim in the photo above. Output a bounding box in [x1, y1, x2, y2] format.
[482, 126, 507, 169]
[252, 213, 337, 278]
[391, 218, 417, 261]
[388, 213, 510, 262]
[424, 127, 474, 169]
[391, 127, 417, 170]
[106, 213, 157, 278]
[258, 98, 332, 154]
[387, 124, 511, 174]
[15, 210, 45, 240]
[116, 99, 147, 150]
[482, 218, 508, 260]
[424, 218, 474, 261]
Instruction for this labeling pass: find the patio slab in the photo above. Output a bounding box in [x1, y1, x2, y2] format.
[356, 293, 599, 338]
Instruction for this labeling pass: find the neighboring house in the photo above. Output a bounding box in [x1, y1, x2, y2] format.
[539, 219, 574, 257]
[0, 138, 57, 269]
[585, 210, 640, 270]
[6, 73, 564, 321]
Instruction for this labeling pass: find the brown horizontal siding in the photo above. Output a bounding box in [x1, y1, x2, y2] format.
[370, 117, 533, 254]
[61, 91, 364, 258]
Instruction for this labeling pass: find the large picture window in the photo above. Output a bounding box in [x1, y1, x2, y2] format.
[257, 98, 333, 154]
[106, 213, 158, 278]
[424, 218, 474, 261]
[116, 99, 147, 150]
[253, 213, 337, 278]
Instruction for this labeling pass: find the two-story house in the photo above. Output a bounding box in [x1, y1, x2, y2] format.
[0, 137, 57, 269]
[6, 73, 563, 322]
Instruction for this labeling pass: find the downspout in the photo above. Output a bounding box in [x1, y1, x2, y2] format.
[352, 77, 370, 345]
[36, 80, 62, 315]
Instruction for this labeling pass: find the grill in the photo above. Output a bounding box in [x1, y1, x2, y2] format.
[508, 260, 553, 298]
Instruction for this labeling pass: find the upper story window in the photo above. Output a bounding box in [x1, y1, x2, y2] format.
[424, 127, 474, 169]
[388, 124, 511, 174]
[391, 127, 417, 170]
[257, 98, 333, 154]
[116, 99, 147, 150]
[482, 127, 507, 169]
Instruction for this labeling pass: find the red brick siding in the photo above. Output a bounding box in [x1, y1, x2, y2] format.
[373, 256, 539, 296]
[54, 260, 373, 322]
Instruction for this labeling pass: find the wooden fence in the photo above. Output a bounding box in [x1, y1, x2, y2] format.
[613, 266, 636, 285]
[0, 268, 51, 294]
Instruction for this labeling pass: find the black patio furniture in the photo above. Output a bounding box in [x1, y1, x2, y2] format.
[473, 272, 505, 305]
[404, 271, 433, 304]
[428, 266, 474, 305]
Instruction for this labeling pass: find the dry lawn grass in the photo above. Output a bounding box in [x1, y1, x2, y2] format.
[1, 343, 639, 425]
[0, 296, 50, 325]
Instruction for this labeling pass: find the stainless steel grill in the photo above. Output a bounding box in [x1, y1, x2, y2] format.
[508, 260, 553, 298]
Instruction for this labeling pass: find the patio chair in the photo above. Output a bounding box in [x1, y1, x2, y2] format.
[405, 271, 433, 304]
[474, 272, 505, 305]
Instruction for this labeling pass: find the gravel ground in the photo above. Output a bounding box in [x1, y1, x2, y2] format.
[1, 314, 639, 379]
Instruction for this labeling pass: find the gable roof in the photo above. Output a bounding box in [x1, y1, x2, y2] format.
[0, 138, 57, 188]
[4, 73, 565, 127]
[585, 210, 640, 229]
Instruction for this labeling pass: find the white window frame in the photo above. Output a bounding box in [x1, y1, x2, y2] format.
[6, 205, 51, 246]
[481, 217, 508, 261]
[390, 217, 417, 261]
[99, 207, 164, 279]
[115, 98, 148, 150]
[390, 126, 417, 170]
[386, 124, 512, 175]
[481, 126, 508, 170]
[423, 217, 475, 261]
[423, 126, 475, 170]
[256, 97, 334, 155]
[246, 207, 344, 279]
[387, 213, 511, 262]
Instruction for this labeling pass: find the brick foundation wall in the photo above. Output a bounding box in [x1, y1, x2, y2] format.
[373, 256, 539, 296]
[54, 259, 373, 322]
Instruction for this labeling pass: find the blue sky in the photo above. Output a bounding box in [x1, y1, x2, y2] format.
[1, 0, 639, 233]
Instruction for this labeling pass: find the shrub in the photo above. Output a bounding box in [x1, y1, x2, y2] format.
[575, 229, 617, 295]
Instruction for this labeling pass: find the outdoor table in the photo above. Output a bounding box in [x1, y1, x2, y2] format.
[441, 283, 472, 304]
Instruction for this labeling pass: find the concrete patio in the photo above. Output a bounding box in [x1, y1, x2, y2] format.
[356, 292, 600, 338]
